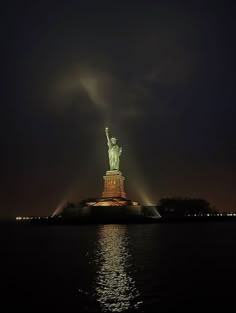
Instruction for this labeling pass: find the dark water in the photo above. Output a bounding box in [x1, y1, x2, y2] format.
[1, 222, 235, 312]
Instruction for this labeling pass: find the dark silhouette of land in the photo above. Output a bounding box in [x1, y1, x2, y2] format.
[157, 197, 218, 218]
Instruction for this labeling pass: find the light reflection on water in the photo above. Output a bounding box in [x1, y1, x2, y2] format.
[94, 225, 142, 312]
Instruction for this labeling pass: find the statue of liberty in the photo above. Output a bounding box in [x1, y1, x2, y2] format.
[105, 127, 122, 171]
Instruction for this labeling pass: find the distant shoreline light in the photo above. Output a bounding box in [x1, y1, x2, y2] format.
[185, 213, 236, 217]
[15, 213, 236, 221]
[15, 216, 49, 220]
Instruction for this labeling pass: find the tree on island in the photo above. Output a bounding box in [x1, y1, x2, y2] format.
[158, 197, 217, 217]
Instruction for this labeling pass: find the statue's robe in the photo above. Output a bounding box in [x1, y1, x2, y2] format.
[108, 143, 120, 170]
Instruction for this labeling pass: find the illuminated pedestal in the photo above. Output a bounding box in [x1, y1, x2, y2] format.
[57, 171, 161, 218]
[102, 170, 127, 199]
[84, 170, 132, 206]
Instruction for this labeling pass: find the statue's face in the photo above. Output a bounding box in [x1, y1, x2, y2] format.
[111, 137, 117, 144]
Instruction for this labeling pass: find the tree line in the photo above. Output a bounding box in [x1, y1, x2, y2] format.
[157, 197, 218, 217]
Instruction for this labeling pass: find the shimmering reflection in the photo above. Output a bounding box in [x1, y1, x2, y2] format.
[95, 225, 142, 312]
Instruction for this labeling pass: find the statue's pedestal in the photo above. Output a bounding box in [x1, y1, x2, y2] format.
[102, 170, 127, 199]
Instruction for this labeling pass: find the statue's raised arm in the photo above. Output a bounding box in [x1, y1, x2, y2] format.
[105, 127, 111, 147]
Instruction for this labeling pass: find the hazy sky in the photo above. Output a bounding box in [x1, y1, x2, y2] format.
[1, 1, 235, 217]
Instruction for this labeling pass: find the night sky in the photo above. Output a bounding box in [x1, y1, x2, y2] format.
[1, 1, 236, 218]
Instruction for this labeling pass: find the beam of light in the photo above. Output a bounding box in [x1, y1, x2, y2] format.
[54, 65, 113, 123]
[51, 198, 68, 217]
[79, 74, 108, 110]
[135, 186, 156, 206]
[51, 182, 86, 217]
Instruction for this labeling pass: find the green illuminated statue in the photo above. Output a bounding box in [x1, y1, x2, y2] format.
[105, 127, 122, 171]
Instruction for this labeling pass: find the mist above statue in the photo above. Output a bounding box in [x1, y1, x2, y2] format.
[105, 127, 122, 171]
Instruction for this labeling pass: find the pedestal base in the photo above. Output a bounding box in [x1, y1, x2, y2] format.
[102, 170, 127, 198]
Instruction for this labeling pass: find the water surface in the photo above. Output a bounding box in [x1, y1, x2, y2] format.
[1, 222, 235, 312]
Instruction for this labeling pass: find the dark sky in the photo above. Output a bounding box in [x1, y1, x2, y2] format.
[1, 1, 236, 217]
